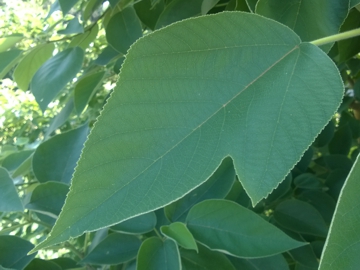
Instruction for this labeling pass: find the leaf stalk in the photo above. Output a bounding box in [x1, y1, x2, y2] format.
[311, 28, 360, 46]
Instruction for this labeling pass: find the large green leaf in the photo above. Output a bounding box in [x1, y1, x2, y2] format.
[319, 154, 360, 269]
[31, 12, 343, 252]
[32, 124, 89, 184]
[106, 6, 142, 54]
[30, 47, 84, 112]
[256, 0, 349, 52]
[165, 157, 235, 222]
[81, 233, 141, 265]
[0, 236, 36, 269]
[137, 237, 181, 270]
[0, 167, 23, 212]
[186, 199, 305, 258]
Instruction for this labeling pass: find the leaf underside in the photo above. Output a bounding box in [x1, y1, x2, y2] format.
[32, 11, 343, 252]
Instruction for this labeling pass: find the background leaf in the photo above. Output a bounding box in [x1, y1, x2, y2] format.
[13, 43, 55, 91]
[110, 211, 156, 234]
[106, 6, 142, 54]
[319, 154, 360, 269]
[0, 167, 23, 212]
[186, 199, 305, 258]
[81, 233, 141, 265]
[161, 222, 198, 251]
[0, 34, 23, 52]
[30, 47, 84, 111]
[32, 124, 89, 184]
[137, 237, 181, 270]
[0, 49, 23, 80]
[256, 0, 349, 52]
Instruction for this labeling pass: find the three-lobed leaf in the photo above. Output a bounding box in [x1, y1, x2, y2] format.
[31, 12, 343, 253]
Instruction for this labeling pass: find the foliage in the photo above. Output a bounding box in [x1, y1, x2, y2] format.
[1, 0, 360, 269]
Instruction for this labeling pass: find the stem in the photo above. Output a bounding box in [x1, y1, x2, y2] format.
[310, 28, 360, 46]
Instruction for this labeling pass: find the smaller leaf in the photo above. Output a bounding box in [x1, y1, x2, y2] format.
[106, 6, 142, 54]
[2, 150, 34, 173]
[134, 0, 165, 30]
[81, 233, 141, 265]
[25, 181, 69, 218]
[245, 0, 258, 11]
[0, 236, 36, 270]
[32, 124, 89, 184]
[12, 154, 33, 178]
[328, 124, 352, 155]
[44, 98, 75, 139]
[137, 237, 181, 270]
[229, 254, 289, 270]
[13, 43, 55, 91]
[58, 17, 84, 35]
[294, 173, 323, 190]
[58, 0, 79, 15]
[30, 47, 84, 112]
[161, 222, 198, 252]
[94, 46, 120, 66]
[0, 49, 23, 80]
[181, 243, 235, 270]
[74, 71, 105, 115]
[83, 0, 103, 21]
[155, 0, 202, 28]
[201, 0, 221, 14]
[110, 211, 157, 234]
[49, 258, 77, 269]
[0, 34, 23, 52]
[68, 23, 99, 50]
[24, 258, 61, 270]
[0, 167, 23, 212]
[314, 120, 335, 148]
[165, 157, 235, 222]
[274, 199, 328, 237]
[289, 245, 319, 269]
[186, 199, 305, 258]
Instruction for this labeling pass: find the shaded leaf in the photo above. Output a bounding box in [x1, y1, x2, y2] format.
[31, 12, 343, 252]
[314, 120, 335, 148]
[0, 236, 36, 269]
[24, 259, 61, 270]
[49, 258, 77, 270]
[274, 199, 328, 237]
[134, 0, 165, 30]
[328, 124, 352, 155]
[165, 157, 235, 222]
[137, 237, 181, 270]
[201, 0, 221, 14]
[81, 233, 141, 265]
[0, 167, 23, 212]
[293, 173, 323, 190]
[25, 181, 69, 218]
[94, 46, 120, 66]
[155, 0, 203, 28]
[106, 6, 142, 54]
[110, 212, 156, 234]
[32, 124, 89, 184]
[59, 0, 79, 15]
[256, 0, 349, 52]
[229, 254, 289, 270]
[44, 98, 75, 139]
[319, 153, 360, 270]
[338, 8, 360, 63]
[0, 49, 23, 80]
[68, 23, 99, 50]
[161, 222, 198, 251]
[186, 199, 305, 258]
[30, 47, 84, 112]
[13, 43, 55, 91]
[74, 71, 105, 115]
[289, 245, 319, 269]
[2, 150, 34, 173]
[12, 154, 33, 178]
[181, 243, 235, 270]
[58, 17, 84, 35]
[245, 0, 258, 11]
